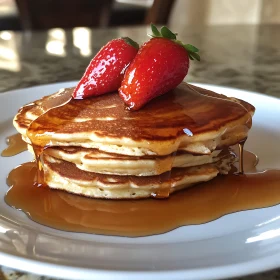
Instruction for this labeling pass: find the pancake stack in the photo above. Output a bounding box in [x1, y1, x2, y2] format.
[13, 83, 255, 199]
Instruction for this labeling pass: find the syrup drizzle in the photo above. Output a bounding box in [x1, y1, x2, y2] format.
[27, 88, 72, 186]
[3, 99, 279, 236]
[4, 85, 280, 236]
[1, 134, 27, 157]
[23, 84, 254, 198]
[32, 145, 47, 187]
[238, 139, 246, 174]
[154, 152, 177, 198]
[1, 123, 279, 237]
[4, 146, 280, 237]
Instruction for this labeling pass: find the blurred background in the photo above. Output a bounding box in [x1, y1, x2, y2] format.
[0, 0, 280, 31]
[0, 2, 280, 279]
[0, 0, 279, 95]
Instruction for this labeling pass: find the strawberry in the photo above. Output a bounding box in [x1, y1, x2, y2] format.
[73, 37, 139, 99]
[119, 25, 200, 110]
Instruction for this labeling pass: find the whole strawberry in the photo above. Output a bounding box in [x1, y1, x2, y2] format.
[73, 37, 139, 99]
[119, 25, 200, 110]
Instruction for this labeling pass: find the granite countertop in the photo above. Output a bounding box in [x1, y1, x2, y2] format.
[0, 24, 279, 280]
[0, 24, 279, 97]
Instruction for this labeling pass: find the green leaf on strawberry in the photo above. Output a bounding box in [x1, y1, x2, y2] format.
[184, 44, 199, 53]
[184, 44, 200, 61]
[151, 24, 161, 37]
[122, 37, 139, 50]
[149, 24, 200, 61]
[160, 26, 177, 40]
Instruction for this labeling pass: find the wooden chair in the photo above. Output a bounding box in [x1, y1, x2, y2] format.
[145, 0, 176, 25]
[15, 0, 114, 30]
[15, 0, 176, 30]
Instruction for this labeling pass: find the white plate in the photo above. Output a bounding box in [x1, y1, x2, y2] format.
[0, 82, 280, 280]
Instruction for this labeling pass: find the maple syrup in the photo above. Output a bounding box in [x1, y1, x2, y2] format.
[238, 139, 247, 174]
[1, 133, 27, 157]
[4, 148, 280, 237]
[3, 84, 279, 237]
[22, 84, 255, 198]
[25, 84, 254, 153]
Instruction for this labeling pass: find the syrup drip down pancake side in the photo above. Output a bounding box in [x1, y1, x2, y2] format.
[13, 82, 255, 198]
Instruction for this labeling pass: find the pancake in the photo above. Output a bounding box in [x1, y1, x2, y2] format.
[13, 82, 255, 199]
[44, 147, 223, 176]
[14, 83, 254, 156]
[43, 151, 235, 199]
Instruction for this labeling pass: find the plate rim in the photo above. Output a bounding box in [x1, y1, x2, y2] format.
[1, 247, 280, 280]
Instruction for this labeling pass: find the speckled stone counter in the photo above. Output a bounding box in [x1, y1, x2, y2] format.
[0, 24, 279, 280]
[0, 25, 279, 97]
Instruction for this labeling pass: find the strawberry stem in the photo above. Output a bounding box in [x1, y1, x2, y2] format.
[149, 24, 200, 61]
[122, 37, 139, 50]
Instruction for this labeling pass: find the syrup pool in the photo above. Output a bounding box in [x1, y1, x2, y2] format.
[4, 142, 280, 237]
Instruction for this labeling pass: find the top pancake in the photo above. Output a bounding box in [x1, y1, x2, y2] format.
[14, 83, 255, 156]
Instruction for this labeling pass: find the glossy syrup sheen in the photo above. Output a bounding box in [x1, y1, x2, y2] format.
[26, 83, 255, 146]
[22, 83, 255, 197]
[1, 133, 27, 157]
[5, 150, 280, 237]
[4, 84, 278, 236]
